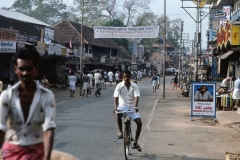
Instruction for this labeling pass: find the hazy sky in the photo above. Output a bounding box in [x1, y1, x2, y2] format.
[0, 0, 209, 49]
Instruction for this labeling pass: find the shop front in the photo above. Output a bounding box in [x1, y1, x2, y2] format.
[0, 28, 18, 86]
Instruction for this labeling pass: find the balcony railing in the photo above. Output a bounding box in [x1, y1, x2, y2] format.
[231, 9, 240, 21]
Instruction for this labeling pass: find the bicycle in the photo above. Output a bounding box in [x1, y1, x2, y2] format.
[115, 109, 135, 160]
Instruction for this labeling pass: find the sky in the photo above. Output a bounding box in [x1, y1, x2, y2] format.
[0, 0, 209, 49]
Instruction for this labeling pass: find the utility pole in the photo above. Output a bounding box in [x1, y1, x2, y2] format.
[194, 0, 200, 82]
[163, 0, 166, 99]
[178, 20, 183, 87]
[80, 1, 84, 75]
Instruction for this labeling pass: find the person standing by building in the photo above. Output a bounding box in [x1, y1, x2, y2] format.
[103, 70, 108, 86]
[68, 72, 77, 97]
[0, 77, 2, 94]
[233, 77, 240, 107]
[113, 70, 142, 152]
[172, 75, 178, 90]
[94, 70, 102, 96]
[151, 73, 158, 92]
[108, 70, 113, 86]
[87, 72, 93, 95]
[0, 46, 56, 160]
[82, 73, 90, 97]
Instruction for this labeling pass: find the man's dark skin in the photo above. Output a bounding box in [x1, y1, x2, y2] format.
[0, 59, 54, 160]
[113, 72, 142, 145]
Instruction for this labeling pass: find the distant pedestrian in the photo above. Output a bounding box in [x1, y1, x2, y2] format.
[108, 70, 113, 86]
[157, 74, 161, 89]
[79, 73, 84, 96]
[87, 72, 93, 94]
[115, 71, 119, 85]
[151, 73, 158, 92]
[172, 75, 178, 90]
[104, 71, 108, 85]
[7, 80, 15, 89]
[68, 72, 77, 97]
[94, 70, 102, 96]
[82, 73, 90, 97]
[41, 76, 49, 88]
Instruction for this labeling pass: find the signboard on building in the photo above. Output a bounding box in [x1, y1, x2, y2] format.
[17, 34, 27, 48]
[55, 44, 61, 55]
[191, 82, 216, 121]
[213, 13, 225, 21]
[231, 25, 240, 46]
[94, 26, 159, 38]
[223, 6, 231, 24]
[36, 41, 46, 54]
[44, 27, 54, 40]
[0, 41, 16, 53]
[48, 43, 55, 54]
[0, 32, 16, 41]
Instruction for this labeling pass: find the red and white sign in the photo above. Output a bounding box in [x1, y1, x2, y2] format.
[223, 6, 231, 24]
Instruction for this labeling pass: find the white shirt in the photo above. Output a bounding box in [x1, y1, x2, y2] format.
[113, 81, 140, 107]
[68, 75, 77, 85]
[115, 73, 119, 80]
[108, 72, 113, 78]
[0, 81, 56, 146]
[87, 74, 93, 81]
[94, 73, 102, 84]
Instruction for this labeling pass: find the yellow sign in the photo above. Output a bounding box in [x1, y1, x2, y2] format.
[192, 0, 207, 8]
[36, 41, 46, 54]
[231, 25, 240, 46]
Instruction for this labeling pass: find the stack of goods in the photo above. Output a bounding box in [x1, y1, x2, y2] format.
[221, 94, 233, 107]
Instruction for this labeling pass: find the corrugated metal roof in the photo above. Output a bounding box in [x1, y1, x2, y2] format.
[0, 9, 50, 27]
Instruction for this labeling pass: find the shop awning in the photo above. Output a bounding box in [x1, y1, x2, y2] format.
[219, 51, 234, 59]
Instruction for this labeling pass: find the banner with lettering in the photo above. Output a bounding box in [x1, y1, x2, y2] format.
[0, 41, 16, 53]
[191, 82, 216, 121]
[94, 26, 159, 38]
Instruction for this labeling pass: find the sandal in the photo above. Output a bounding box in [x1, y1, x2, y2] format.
[117, 133, 123, 139]
[133, 142, 142, 152]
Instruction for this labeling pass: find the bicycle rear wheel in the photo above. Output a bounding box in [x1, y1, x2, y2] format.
[123, 123, 130, 160]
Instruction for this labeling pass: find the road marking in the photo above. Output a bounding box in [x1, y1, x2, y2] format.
[56, 99, 74, 105]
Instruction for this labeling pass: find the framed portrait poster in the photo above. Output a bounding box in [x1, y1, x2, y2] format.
[191, 82, 216, 122]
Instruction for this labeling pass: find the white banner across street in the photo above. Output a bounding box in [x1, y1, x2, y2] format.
[94, 26, 159, 38]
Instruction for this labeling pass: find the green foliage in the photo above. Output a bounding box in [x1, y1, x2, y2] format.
[104, 19, 128, 49]
[10, 0, 69, 26]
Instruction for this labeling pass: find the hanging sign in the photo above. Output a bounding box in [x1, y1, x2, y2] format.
[36, 41, 46, 54]
[48, 43, 55, 54]
[0, 41, 16, 53]
[191, 82, 216, 121]
[94, 26, 159, 38]
[213, 13, 225, 21]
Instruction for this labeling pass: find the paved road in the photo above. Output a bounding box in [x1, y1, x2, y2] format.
[53, 77, 165, 160]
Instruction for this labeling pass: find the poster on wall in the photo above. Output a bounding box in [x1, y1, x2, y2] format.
[191, 82, 216, 122]
[48, 43, 55, 55]
[223, 6, 231, 24]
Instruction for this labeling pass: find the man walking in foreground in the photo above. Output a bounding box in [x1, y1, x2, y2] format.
[113, 70, 142, 152]
[0, 46, 56, 160]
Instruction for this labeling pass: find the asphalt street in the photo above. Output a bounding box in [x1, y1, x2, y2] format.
[53, 76, 161, 160]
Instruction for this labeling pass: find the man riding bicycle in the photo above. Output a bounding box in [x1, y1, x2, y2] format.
[113, 70, 142, 152]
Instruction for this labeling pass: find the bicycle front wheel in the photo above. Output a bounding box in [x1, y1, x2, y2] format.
[123, 123, 130, 160]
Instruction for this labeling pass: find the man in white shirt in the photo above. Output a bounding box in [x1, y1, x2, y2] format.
[0, 46, 56, 160]
[113, 70, 142, 152]
[94, 70, 102, 96]
[87, 72, 94, 94]
[115, 71, 119, 85]
[68, 72, 77, 97]
[108, 70, 114, 86]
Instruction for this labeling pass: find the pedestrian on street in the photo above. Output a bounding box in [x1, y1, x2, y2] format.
[94, 70, 102, 96]
[157, 74, 161, 89]
[87, 72, 93, 95]
[41, 76, 50, 88]
[108, 70, 113, 86]
[113, 70, 142, 152]
[0, 46, 56, 160]
[79, 72, 84, 96]
[151, 73, 158, 92]
[82, 73, 90, 97]
[104, 70, 108, 86]
[0, 77, 2, 94]
[172, 75, 178, 90]
[68, 71, 77, 97]
[115, 71, 119, 85]
[233, 77, 240, 107]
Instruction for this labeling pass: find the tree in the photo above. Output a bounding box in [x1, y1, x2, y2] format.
[104, 19, 128, 49]
[10, 0, 69, 25]
[166, 18, 181, 48]
[123, 0, 152, 26]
